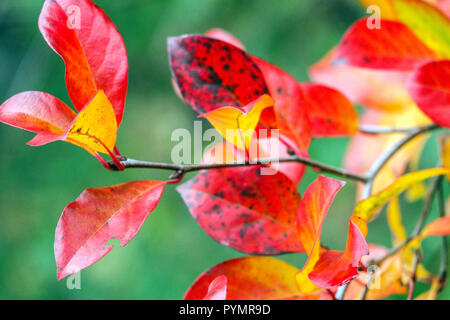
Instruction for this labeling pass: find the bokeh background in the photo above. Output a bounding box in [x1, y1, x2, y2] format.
[0, 0, 448, 299]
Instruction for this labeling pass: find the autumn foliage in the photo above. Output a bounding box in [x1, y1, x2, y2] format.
[2, 0, 450, 300]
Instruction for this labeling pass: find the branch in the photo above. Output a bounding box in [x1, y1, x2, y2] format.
[359, 124, 437, 135]
[437, 178, 448, 293]
[109, 155, 369, 182]
[361, 124, 440, 199]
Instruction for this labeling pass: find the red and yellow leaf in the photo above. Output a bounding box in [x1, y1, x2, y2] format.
[0, 91, 76, 145]
[55, 180, 166, 280]
[177, 167, 304, 255]
[168, 35, 268, 114]
[391, 0, 450, 58]
[308, 217, 369, 288]
[39, 0, 128, 125]
[184, 257, 332, 300]
[295, 175, 346, 292]
[334, 18, 435, 70]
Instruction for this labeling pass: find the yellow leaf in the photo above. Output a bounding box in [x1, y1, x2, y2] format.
[354, 168, 450, 221]
[440, 134, 450, 180]
[65, 90, 118, 154]
[200, 94, 274, 149]
[387, 197, 407, 245]
[391, 0, 450, 58]
[415, 277, 441, 300]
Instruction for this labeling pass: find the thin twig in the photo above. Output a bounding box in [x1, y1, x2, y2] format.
[361, 124, 440, 199]
[359, 124, 437, 135]
[412, 177, 441, 236]
[437, 178, 448, 293]
[109, 156, 369, 182]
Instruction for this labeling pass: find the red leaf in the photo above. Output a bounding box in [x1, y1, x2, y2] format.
[184, 257, 331, 300]
[407, 60, 450, 127]
[253, 57, 311, 152]
[299, 83, 358, 136]
[334, 18, 435, 71]
[55, 180, 166, 280]
[203, 275, 227, 300]
[177, 167, 304, 255]
[308, 217, 369, 288]
[0, 91, 76, 145]
[310, 48, 412, 112]
[168, 35, 269, 114]
[39, 0, 128, 125]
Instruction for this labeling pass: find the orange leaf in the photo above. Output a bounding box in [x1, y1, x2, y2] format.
[184, 257, 332, 300]
[299, 83, 358, 136]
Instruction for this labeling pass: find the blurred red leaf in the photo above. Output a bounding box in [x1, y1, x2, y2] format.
[39, 0, 128, 125]
[177, 167, 304, 255]
[407, 60, 450, 127]
[334, 18, 435, 70]
[422, 216, 450, 237]
[184, 257, 332, 300]
[0, 91, 76, 145]
[203, 275, 227, 300]
[299, 83, 358, 136]
[168, 35, 268, 114]
[55, 180, 166, 280]
[310, 48, 412, 112]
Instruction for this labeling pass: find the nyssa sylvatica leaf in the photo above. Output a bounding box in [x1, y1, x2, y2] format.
[390, 0, 450, 58]
[295, 175, 346, 293]
[39, 0, 128, 125]
[168, 35, 269, 114]
[202, 275, 227, 300]
[184, 257, 333, 300]
[308, 216, 369, 288]
[0, 91, 76, 144]
[252, 57, 311, 152]
[334, 18, 435, 70]
[177, 167, 304, 255]
[200, 94, 274, 149]
[0, 90, 118, 155]
[55, 180, 166, 280]
[407, 60, 450, 127]
[310, 48, 413, 112]
[354, 168, 450, 221]
[299, 83, 358, 136]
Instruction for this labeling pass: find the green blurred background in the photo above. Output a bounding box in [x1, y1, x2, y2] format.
[0, 0, 447, 299]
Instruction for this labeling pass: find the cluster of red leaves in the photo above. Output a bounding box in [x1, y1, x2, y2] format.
[1, 0, 450, 300]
